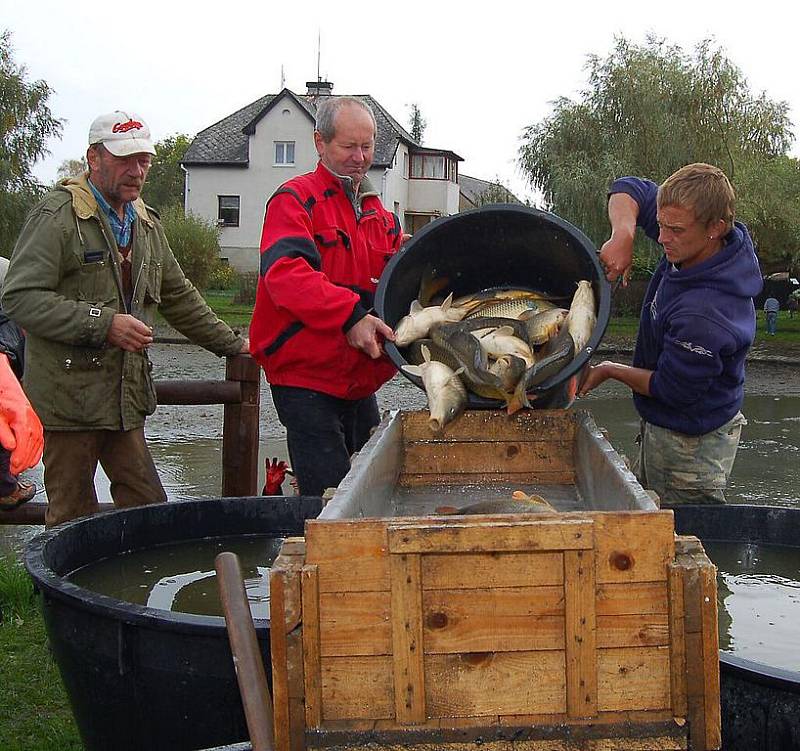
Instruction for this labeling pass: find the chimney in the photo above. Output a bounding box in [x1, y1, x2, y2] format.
[306, 80, 334, 96]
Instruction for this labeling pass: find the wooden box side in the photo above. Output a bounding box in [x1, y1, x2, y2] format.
[300, 511, 682, 736]
[399, 410, 577, 487]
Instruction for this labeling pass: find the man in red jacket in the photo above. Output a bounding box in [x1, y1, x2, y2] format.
[250, 96, 402, 496]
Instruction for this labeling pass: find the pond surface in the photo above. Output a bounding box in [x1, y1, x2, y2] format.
[2, 344, 797, 555]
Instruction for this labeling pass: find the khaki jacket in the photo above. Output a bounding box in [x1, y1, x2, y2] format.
[2, 175, 244, 431]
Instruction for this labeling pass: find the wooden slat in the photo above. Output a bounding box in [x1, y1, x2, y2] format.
[592, 512, 675, 584]
[596, 614, 670, 648]
[565, 549, 597, 718]
[667, 561, 688, 719]
[306, 520, 390, 592]
[390, 552, 426, 724]
[269, 568, 291, 751]
[597, 647, 671, 712]
[389, 519, 593, 554]
[319, 591, 392, 656]
[286, 632, 306, 751]
[402, 440, 574, 476]
[596, 582, 668, 616]
[425, 651, 566, 716]
[699, 557, 721, 751]
[399, 470, 577, 487]
[320, 656, 394, 720]
[497, 709, 679, 726]
[301, 565, 323, 728]
[423, 586, 565, 653]
[423, 551, 564, 590]
[400, 408, 577, 442]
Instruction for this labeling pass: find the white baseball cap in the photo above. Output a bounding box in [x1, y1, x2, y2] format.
[88, 111, 156, 157]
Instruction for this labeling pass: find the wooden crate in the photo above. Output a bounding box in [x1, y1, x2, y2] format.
[270, 410, 720, 751]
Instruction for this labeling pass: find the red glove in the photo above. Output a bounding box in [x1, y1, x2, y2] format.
[262, 457, 290, 495]
[0, 354, 44, 475]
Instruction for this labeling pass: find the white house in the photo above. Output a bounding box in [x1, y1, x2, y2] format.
[182, 81, 463, 271]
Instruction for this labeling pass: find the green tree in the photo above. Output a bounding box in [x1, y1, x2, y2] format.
[407, 103, 426, 144]
[142, 133, 191, 212]
[160, 205, 220, 289]
[474, 177, 519, 206]
[518, 35, 797, 273]
[56, 157, 87, 181]
[0, 29, 62, 255]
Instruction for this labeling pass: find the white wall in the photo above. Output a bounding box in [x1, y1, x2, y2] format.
[185, 96, 317, 271]
[406, 178, 460, 216]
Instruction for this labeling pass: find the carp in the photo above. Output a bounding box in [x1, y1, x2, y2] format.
[472, 325, 535, 367]
[394, 293, 466, 347]
[566, 280, 596, 353]
[506, 326, 575, 415]
[519, 307, 569, 346]
[401, 345, 467, 433]
[436, 491, 556, 516]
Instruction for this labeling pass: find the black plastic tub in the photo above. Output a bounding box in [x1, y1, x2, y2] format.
[671, 504, 800, 751]
[24, 496, 323, 751]
[375, 204, 610, 409]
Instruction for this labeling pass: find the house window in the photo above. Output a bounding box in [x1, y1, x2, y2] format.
[410, 154, 446, 179]
[218, 195, 240, 227]
[403, 152, 409, 178]
[274, 141, 295, 165]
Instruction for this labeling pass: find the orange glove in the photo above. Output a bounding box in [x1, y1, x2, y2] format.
[0, 354, 44, 475]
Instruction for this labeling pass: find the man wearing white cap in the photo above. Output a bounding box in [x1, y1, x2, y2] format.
[2, 111, 247, 526]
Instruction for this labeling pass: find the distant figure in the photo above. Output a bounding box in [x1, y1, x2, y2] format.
[763, 297, 780, 335]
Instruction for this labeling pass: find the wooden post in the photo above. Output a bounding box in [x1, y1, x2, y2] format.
[222, 354, 261, 497]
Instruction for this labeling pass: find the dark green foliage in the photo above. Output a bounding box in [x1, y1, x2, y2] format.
[142, 133, 191, 212]
[206, 262, 238, 290]
[56, 157, 87, 181]
[161, 206, 221, 290]
[407, 103, 426, 144]
[518, 35, 799, 271]
[0, 29, 62, 256]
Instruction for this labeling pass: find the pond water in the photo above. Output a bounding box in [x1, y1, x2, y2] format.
[2, 344, 798, 555]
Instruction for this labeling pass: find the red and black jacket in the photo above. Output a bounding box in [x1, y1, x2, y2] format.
[250, 162, 401, 400]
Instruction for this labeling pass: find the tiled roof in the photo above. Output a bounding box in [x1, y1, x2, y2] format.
[183, 89, 460, 168]
[459, 174, 521, 205]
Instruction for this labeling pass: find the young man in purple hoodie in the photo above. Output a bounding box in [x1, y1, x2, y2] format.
[579, 163, 763, 504]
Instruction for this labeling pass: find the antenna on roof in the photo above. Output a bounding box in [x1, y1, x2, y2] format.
[316, 30, 321, 82]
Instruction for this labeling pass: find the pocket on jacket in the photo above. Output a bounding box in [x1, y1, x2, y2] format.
[143, 260, 162, 305]
[48, 349, 111, 426]
[78, 252, 117, 305]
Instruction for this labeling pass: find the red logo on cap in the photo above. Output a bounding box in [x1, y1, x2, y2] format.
[112, 120, 144, 133]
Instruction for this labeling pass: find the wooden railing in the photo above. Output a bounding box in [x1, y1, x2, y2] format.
[1, 354, 261, 525]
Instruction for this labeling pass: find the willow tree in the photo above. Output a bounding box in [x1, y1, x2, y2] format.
[519, 35, 799, 274]
[0, 29, 62, 255]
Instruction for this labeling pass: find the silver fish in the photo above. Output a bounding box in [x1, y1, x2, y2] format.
[401, 345, 467, 433]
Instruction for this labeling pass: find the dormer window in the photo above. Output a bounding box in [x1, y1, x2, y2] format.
[274, 141, 295, 166]
[410, 153, 458, 182]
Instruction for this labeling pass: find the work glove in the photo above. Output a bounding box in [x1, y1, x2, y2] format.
[262, 457, 291, 496]
[0, 354, 44, 475]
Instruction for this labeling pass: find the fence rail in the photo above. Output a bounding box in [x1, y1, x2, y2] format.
[1, 354, 261, 526]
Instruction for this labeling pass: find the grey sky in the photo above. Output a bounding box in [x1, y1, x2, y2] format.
[3, 0, 797, 204]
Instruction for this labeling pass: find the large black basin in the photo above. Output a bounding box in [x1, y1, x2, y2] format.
[24, 496, 322, 751]
[376, 204, 611, 409]
[671, 504, 800, 751]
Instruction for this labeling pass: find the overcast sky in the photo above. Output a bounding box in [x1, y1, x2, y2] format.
[4, 0, 798, 204]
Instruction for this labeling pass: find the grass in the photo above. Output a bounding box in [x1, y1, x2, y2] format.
[202, 289, 253, 329]
[0, 556, 82, 751]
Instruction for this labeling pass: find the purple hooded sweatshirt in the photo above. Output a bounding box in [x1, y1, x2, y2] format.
[610, 177, 763, 435]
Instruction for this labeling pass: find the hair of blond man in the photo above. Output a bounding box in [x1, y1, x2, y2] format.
[657, 163, 736, 234]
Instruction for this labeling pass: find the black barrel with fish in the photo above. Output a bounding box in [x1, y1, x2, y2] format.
[375, 204, 611, 409]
